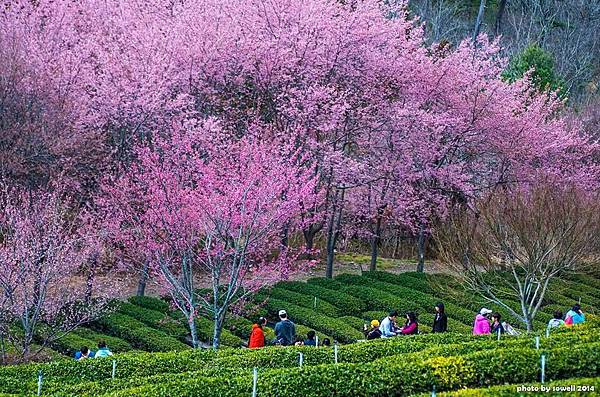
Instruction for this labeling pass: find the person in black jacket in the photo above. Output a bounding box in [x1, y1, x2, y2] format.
[432, 302, 448, 333]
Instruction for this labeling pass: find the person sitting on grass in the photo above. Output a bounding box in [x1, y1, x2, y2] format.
[75, 346, 94, 360]
[400, 311, 418, 335]
[304, 330, 317, 346]
[565, 304, 585, 326]
[547, 310, 566, 332]
[379, 310, 398, 337]
[249, 317, 267, 349]
[432, 302, 448, 333]
[363, 319, 382, 340]
[322, 338, 331, 347]
[473, 308, 492, 335]
[94, 340, 113, 358]
[490, 312, 504, 335]
[274, 309, 296, 346]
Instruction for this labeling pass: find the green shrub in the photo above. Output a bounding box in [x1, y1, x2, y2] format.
[276, 281, 365, 315]
[117, 302, 189, 340]
[71, 328, 133, 353]
[93, 313, 190, 352]
[127, 296, 170, 313]
[269, 287, 339, 317]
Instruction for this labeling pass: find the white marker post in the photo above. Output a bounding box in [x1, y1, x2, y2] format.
[546, 327, 550, 338]
[431, 385, 437, 397]
[535, 336, 540, 350]
[315, 335, 319, 347]
[112, 359, 117, 379]
[252, 367, 258, 397]
[334, 342, 338, 364]
[299, 352, 304, 368]
[37, 370, 43, 397]
[541, 354, 546, 384]
[497, 329, 501, 341]
[314, 297, 317, 310]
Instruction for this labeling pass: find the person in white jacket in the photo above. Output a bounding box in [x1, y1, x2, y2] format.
[379, 310, 399, 337]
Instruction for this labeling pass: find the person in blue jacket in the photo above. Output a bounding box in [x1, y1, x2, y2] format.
[74, 346, 94, 360]
[379, 310, 398, 337]
[565, 304, 585, 326]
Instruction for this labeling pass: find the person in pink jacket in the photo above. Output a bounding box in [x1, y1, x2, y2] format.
[473, 308, 492, 335]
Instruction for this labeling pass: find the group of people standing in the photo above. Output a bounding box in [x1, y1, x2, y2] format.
[473, 303, 586, 336]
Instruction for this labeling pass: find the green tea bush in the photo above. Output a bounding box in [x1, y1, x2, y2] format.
[93, 313, 190, 352]
[276, 281, 365, 315]
[268, 287, 339, 317]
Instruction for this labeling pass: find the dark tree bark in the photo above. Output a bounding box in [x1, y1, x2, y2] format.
[494, 0, 507, 36]
[303, 223, 322, 251]
[325, 189, 344, 279]
[472, 0, 487, 42]
[136, 259, 150, 297]
[416, 223, 426, 273]
[369, 206, 385, 272]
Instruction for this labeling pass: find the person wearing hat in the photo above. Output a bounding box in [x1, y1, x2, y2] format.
[274, 309, 296, 346]
[473, 308, 492, 335]
[363, 319, 382, 340]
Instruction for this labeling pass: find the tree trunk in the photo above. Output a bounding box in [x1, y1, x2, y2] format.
[0, 328, 6, 365]
[189, 314, 198, 349]
[212, 312, 224, 350]
[494, 0, 507, 36]
[472, 0, 487, 42]
[369, 213, 383, 272]
[325, 190, 344, 279]
[281, 224, 289, 248]
[136, 260, 150, 297]
[303, 223, 322, 251]
[416, 224, 426, 273]
[85, 252, 98, 302]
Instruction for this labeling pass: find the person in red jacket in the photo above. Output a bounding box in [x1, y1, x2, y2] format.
[249, 317, 267, 349]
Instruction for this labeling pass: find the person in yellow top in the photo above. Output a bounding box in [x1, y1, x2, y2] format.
[363, 319, 383, 340]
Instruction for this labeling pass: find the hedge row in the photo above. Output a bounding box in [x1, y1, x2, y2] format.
[268, 287, 340, 317]
[166, 308, 242, 347]
[275, 281, 366, 315]
[49, 328, 133, 356]
[93, 313, 190, 352]
[1, 325, 596, 395]
[127, 296, 170, 312]
[98, 342, 600, 397]
[117, 302, 189, 340]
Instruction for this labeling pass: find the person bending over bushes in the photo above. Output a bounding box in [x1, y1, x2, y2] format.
[75, 346, 94, 360]
[363, 319, 382, 340]
[473, 308, 492, 335]
[565, 304, 585, 326]
[249, 317, 267, 349]
[400, 312, 418, 335]
[548, 310, 566, 332]
[304, 330, 317, 346]
[322, 338, 331, 347]
[379, 310, 398, 337]
[94, 341, 113, 358]
[432, 303, 447, 333]
[274, 310, 296, 346]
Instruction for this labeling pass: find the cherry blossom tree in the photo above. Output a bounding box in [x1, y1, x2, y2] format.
[0, 187, 110, 361]
[102, 121, 317, 348]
